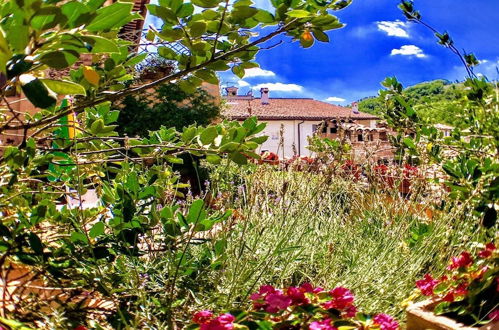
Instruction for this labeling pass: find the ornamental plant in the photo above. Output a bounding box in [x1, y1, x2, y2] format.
[414, 242, 498, 326]
[190, 283, 399, 329]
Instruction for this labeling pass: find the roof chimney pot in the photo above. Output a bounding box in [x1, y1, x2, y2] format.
[260, 87, 269, 104]
[225, 86, 239, 97]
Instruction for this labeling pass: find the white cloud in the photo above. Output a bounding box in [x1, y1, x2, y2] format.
[325, 96, 346, 103]
[253, 82, 303, 92]
[391, 45, 426, 58]
[244, 67, 276, 78]
[237, 80, 250, 87]
[377, 20, 410, 37]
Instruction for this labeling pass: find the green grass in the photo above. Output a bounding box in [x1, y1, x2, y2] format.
[201, 165, 482, 321]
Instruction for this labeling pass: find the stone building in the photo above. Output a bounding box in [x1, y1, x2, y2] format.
[223, 86, 393, 161]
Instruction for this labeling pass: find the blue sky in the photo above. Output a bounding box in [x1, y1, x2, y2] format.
[146, 0, 499, 105]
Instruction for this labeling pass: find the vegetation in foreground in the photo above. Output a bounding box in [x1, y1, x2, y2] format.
[0, 0, 497, 329]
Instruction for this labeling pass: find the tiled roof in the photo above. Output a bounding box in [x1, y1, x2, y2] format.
[223, 97, 379, 120]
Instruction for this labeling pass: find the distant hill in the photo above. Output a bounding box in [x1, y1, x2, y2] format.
[358, 80, 467, 127]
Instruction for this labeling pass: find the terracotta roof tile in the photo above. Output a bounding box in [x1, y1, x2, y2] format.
[223, 97, 378, 120]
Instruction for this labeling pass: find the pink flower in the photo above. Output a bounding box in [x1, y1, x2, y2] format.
[300, 282, 323, 293]
[442, 292, 455, 302]
[452, 282, 468, 296]
[287, 286, 310, 305]
[415, 274, 439, 296]
[323, 287, 354, 310]
[200, 314, 235, 330]
[193, 310, 214, 324]
[309, 318, 337, 330]
[448, 252, 473, 270]
[373, 313, 399, 330]
[478, 243, 496, 258]
[488, 309, 499, 321]
[251, 285, 279, 310]
[265, 291, 292, 313]
[343, 305, 357, 318]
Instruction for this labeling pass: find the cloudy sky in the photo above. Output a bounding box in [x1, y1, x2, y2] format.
[146, 0, 499, 105]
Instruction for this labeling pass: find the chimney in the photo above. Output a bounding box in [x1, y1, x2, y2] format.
[351, 101, 360, 114]
[260, 87, 269, 104]
[225, 86, 238, 97]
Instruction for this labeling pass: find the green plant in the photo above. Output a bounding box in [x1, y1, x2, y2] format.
[116, 83, 221, 137]
[190, 283, 399, 329]
[415, 242, 498, 326]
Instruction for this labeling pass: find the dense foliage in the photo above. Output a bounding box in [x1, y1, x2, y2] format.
[116, 83, 221, 137]
[415, 243, 498, 325]
[0, 0, 352, 327]
[359, 79, 471, 128]
[191, 283, 399, 329]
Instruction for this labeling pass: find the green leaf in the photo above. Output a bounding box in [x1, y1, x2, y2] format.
[165, 155, 184, 164]
[189, 21, 207, 38]
[403, 137, 416, 149]
[231, 6, 258, 20]
[312, 29, 329, 42]
[124, 53, 148, 67]
[40, 79, 86, 96]
[158, 46, 178, 60]
[177, 3, 194, 17]
[231, 65, 245, 78]
[192, 0, 220, 8]
[28, 233, 44, 255]
[200, 126, 218, 145]
[89, 222, 105, 238]
[61, 1, 89, 28]
[31, 7, 62, 31]
[20, 75, 57, 109]
[70, 232, 89, 244]
[287, 9, 312, 18]
[254, 9, 274, 23]
[206, 154, 222, 164]
[87, 2, 133, 31]
[38, 50, 79, 69]
[187, 199, 206, 224]
[147, 4, 177, 23]
[194, 69, 219, 84]
[230, 152, 248, 165]
[80, 35, 119, 53]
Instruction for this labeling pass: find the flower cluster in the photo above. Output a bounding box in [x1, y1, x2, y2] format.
[414, 242, 498, 324]
[192, 284, 398, 329]
[192, 311, 235, 330]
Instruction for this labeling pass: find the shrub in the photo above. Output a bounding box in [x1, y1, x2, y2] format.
[191, 284, 399, 329]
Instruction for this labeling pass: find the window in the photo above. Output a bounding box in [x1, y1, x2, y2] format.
[329, 127, 337, 134]
[312, 124, 318, 132]
[321, 126, 328, 133]
[379, 132, 388, 141]
[357, 134, 363, 142]
[368, 134, 373, 141]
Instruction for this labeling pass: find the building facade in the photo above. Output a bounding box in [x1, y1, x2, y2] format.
[223, 87, 391, 160]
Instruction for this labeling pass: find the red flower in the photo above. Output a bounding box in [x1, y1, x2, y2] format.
[488, 309, 499, 321]
[286, 286, 310, 305]
[193, 310, 214, 324]
[443, 292, 455, 302]
[74, 327, 88, 330]
[448, 251, 473, 270]
[265, 291, 292, 313]
[415, 274, 439, 296]
[343, 305, 357, 318]
[478, 243, 496, 258]
[373, 313, 399, 330]
[200, 314, 235, 330]
[323, 287, 354, 310]
[309, 318, 337, 330]
[453, 282, 468, 296]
